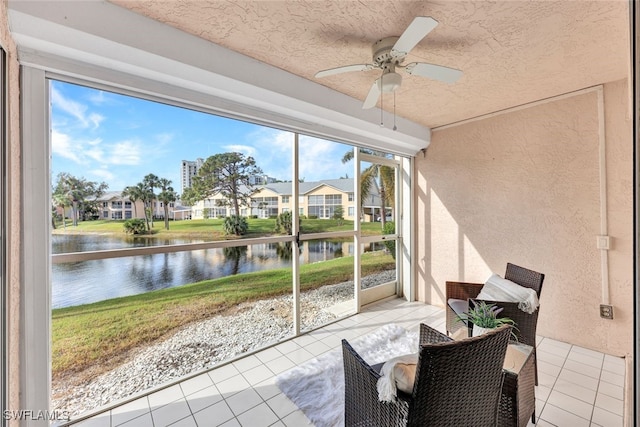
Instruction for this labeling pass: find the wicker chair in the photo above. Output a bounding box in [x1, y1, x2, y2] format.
[342, 323, 512, 427]
[446, 262, 545, 384]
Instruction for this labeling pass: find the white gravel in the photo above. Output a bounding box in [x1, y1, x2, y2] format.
[53, 270, 396, 418]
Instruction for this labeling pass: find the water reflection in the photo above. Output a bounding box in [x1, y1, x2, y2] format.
[51, 235, 356, 308]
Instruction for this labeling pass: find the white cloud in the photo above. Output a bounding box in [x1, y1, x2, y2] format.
[51, 86, 103, 130]
[107, 141, 142, 165]
[51, 130, 83, 163]
[91, 168, 115, 182]
[223, 144, 257, 157]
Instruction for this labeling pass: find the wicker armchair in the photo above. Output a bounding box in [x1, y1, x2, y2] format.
[342, 324, 512, 427]
[446, 262, 545, 384]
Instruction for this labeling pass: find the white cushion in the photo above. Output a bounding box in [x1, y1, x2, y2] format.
[394, 363, 416, 394]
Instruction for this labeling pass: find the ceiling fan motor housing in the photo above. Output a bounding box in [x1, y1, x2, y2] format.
[372, 36, 405, 65]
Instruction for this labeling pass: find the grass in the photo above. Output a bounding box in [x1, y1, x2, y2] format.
[51, 251, 395, 379]
[52, 218, 387, 240]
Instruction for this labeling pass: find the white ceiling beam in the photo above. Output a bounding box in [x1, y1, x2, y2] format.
[8, 0, 431, 155]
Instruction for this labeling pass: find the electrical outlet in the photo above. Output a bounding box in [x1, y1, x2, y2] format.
[600, 304, 614, 319]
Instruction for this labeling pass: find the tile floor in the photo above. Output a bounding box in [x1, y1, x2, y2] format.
[69, 298, 626, 427]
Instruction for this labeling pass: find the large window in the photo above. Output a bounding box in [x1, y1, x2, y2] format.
[46, 79, 407, 419]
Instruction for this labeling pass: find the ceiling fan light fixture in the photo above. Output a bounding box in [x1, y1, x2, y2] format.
[378, 72, 402, 93]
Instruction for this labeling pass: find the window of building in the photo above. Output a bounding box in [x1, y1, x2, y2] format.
[282, 195, 289, 203]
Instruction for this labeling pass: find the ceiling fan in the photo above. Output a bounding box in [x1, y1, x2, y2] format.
[315, 17, 463, 109]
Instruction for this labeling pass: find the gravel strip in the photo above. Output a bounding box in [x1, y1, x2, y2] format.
[53, 270, 396, 418]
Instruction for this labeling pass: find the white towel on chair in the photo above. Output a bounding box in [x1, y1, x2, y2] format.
[476, 273, 539, 314]
[376, 353, 419, 402]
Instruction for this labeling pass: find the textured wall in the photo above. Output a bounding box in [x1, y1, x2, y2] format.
[1, 0, 21, 423]
[415, 80, 632, 356]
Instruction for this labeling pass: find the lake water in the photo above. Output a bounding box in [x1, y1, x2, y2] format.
[51, 234, 354, 309]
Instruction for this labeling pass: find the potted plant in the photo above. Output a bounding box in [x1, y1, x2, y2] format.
[456, 300, 516, 337]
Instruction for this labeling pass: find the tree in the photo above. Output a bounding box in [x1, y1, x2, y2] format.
[342, 149, 395, 228]
[143, 174, 159, 228]
[157, 178, 177, 230]
[52, 172, 108, 226]
[332, 205, 344, 225]
[182, 152, 263, 235]
[121, 185, 144, 219]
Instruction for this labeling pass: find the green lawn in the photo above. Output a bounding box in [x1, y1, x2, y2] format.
[52, 218, 387, 239]
[51, 251, 394, 378]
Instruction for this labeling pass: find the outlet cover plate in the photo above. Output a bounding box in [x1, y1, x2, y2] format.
[600, 304, 614, 319]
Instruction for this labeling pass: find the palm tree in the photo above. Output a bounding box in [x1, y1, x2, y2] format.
[342, 149, 395, 227]
[121, 185, 143, 219]
[142, 174, 159, 229]
[157, 178, 177, 230]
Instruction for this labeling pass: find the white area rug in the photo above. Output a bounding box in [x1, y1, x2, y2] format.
[275, 323, 418, 427]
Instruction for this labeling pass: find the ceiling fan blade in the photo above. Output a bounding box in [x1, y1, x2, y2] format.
[362, 81, 381, 109]
[405, 62, 463, 84]
[392, 17, 438, 56]
[315, 64, 375, 78]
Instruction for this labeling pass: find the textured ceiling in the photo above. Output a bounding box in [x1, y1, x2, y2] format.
[109, 0, 629, 129]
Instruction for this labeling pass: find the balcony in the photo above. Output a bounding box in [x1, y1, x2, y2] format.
[67, 298, 626, 427]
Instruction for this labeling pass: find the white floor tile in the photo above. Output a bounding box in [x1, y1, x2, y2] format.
[72, 412, 111, 427]
[209, 363, 241, 384]
[564, 359, 602, 379]
[233, 354, 263, 373]
[285, 347, 315, 364]
[591, 406, 624, 427]
[111, 397, 150, 426]
[266, 393, 298, 419]
[595, 392, 624, 416]
[226, 388, 263, 416]
[148, 384, 184, 409]
[169, 415, 197, 427]
[254, 376, 281, 401]
[265, 355, 296, 375]
[597, 380, 624, 400]
[151, 398, 192, 427]
[180, 373, 215, 397]
[547, 390, 594, 419]
[600, 370, 625, 388]
[192, 400, 234, 427]
[255, 347, 284, 364]
[235, 403, 279, 427]
[540, 402, 590, 427]
[185, 384, 223, 413]
[216, 374, 252, 399]
[558, 368, 599, 391]
[553, 378, 597, 404]
[119, 413, 153, 427]
[243, 364, 275, 386]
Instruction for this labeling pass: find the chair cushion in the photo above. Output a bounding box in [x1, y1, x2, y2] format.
[448, 298, 469, 323]
[373, 360, 417, 394]
[394, 363, 417, 393]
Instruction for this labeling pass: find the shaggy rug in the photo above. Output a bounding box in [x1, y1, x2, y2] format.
[275, 323, 418, 427]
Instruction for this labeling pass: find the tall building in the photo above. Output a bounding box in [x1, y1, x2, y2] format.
[180, 158, 204, 193]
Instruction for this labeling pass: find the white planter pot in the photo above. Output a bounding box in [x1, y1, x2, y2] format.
[472, 325, 495, 337]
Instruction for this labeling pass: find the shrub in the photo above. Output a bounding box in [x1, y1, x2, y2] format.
[308, 215, 318, 219]
[383, 221, 396, 259]
[123, 218, 147, 235]
[223, 215, 249, 235]
[274, 211, 295, 234]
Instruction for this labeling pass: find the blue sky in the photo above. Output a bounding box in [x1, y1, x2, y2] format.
[50, 80, 355, 194]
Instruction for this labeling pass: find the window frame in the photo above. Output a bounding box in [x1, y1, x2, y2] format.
[21, 70, 413, 422]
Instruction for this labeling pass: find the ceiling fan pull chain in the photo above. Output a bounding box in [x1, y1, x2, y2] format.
[393, 91, 397, 131]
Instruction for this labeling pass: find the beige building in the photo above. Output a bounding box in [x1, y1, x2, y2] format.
[190, 178, 387, 221]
